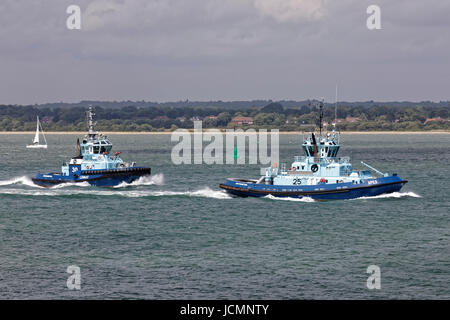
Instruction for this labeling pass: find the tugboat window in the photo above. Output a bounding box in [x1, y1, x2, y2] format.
[93, 146, 100, 153]
[303, 146, 309, 156]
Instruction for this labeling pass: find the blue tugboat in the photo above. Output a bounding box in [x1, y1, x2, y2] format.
[219, 100, 407, 200]
[32, 106, 151, 187]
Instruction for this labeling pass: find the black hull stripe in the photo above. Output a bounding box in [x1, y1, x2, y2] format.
[81, 167, 151, 175]
[219, 180, 408, 196]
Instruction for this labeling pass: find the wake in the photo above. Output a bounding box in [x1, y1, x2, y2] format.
[0, 176, 418, 201]
[0, 176, 41, 188]
[0, 186, 231, 200]
[355, 191, 422, 200]
[263, 194, 316, 202]
[113, 174, 164, 188]
[0, 174, 165, 189]
[263, 192, 420, 202]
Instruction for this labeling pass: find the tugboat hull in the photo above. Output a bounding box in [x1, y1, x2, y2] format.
[32, 167, 151, 188]
[219, 175, 408, 201]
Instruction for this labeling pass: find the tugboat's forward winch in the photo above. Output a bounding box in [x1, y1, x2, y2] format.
[219, 99, 407, 200]
[32, 106, 151, 187]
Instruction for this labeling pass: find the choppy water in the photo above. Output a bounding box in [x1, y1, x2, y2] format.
[0, 133, 448, 299]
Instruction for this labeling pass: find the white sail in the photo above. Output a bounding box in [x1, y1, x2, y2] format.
[39, 117, 47, 145]
[33, 117, 40, 144]
[27, 116, 47, 149]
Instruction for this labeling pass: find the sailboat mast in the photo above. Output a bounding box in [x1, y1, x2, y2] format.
[33, 116, 40, 144]
[39, 117, 47, 145]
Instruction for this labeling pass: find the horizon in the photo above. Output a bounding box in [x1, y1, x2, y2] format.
[2, 98, 450, 107]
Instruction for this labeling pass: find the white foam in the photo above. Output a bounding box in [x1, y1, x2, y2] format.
[0, 188, 58, 196]
[0, 174, 164, 190]
[113, 174, 164, 188]
[130, 187, 231, 199]
[0, 176, 42, 188]
[356, 191, 422, 200]
[49, 181, 91, 189]
[188, 187, 232, 199]
[0, 186, 231, 199]
[264, 194, 316, 202]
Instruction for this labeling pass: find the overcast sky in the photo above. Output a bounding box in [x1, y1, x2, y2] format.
[0, 0, 449, 105]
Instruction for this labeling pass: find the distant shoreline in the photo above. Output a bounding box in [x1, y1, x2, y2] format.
[1, 130, 449, 135]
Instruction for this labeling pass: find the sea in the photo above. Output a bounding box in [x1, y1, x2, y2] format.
[0, 133, 448, 299]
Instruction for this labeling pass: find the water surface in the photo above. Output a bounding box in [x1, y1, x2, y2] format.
[0, 133, 448, 299]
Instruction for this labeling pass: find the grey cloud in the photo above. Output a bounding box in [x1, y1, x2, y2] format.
[0, 0, 449, 104]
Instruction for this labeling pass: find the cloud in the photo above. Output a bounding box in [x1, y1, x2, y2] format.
[0, 0, 449, 103]
[83, 0, 125, 31]
[75, 0, 332, 61]
[253, 0, 329, 22]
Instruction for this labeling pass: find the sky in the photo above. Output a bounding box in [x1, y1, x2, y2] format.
[0, 0, 449, 105]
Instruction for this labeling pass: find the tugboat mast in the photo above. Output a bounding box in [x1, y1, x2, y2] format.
[87, 106, 97, 140]
[334, 84, 338, 131]
[318, 98, 324, 136]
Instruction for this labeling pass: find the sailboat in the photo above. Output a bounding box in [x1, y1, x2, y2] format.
[26, 116, 48, 149]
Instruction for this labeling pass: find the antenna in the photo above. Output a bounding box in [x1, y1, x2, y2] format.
[334, 84, 338, 128]
[87, 105, 97, 139]
[319, 98, 324, 136]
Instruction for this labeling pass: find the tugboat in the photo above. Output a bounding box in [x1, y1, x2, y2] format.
[219, 100, 407, 200]
[32, 106, 151, 187]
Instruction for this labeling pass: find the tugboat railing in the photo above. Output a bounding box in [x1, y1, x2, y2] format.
[294, 156, 350, 164]
[338, 156, 350, 163]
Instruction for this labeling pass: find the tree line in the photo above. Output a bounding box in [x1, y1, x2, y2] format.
[0, 101, 449, 131]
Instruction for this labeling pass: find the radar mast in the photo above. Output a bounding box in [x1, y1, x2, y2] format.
[86, 105, 97, 140]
